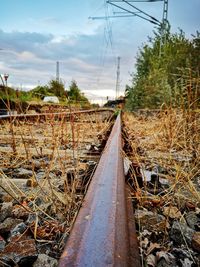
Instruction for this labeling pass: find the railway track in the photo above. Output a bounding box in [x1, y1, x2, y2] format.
[1, 108, 199, 266]
[0, 108, 113, 122]
[59, 113, 140, 267]
[0, 110, 141, 267]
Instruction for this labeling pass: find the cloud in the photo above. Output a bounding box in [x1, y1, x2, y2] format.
[0, 23, 141, 100]
[0, 29, 53, 51]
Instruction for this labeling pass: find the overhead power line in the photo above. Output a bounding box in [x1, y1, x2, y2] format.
[117, 0, 160, 23]
[109, 0, 163, 2]
[90, 0, 169, 50]
[107, 1, 161, 25]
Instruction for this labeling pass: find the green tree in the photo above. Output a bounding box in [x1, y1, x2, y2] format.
[126, 29, 200, 110]
[48, 79, 65, 97]
[31, 85, 49, 99]
[68, 80, 89, 105]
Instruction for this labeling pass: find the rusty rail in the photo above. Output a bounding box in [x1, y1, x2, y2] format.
[59, 113, 141, 267]
[0, 108, 114, 122]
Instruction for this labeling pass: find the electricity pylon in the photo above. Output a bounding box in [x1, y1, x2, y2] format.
[116, 56, 121, 99]
[56, 61, 60, 82]
[90, 0, 169, 55]
[161, 0, 169, 42]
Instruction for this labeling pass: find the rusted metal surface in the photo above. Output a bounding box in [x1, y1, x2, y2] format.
[59, 114, 141, 267]
[0, 108, 114, 122]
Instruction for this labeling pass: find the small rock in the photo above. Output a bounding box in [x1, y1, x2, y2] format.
[172, 248, 192, 259]
[15, 168, 33, 179]
[185, 201, 196, 211]
[12, 206, 30, 220]
[185, 211, 199, 230]
[163, 206, 182, 219]
[192, 232, 200, 253]
[0, 202, 13, 222]
[124, 157, 132, 175]
[85, 144, 91, 150]
[33, 254, 58, 267]
[30, 159, 41, 170]
[157, 258, 177, 267]
[28, 197, 44, 209]
[180, 258, 193, 267]
[0, 218, 23, 234]
[135, 210, 168, 232]
[146, 254, 156, 267]
[170, 221, 194, 246]
[0, 239, 37, 265]
[26, 213, 37, 224]
[36, 171, 56, 180]
[36, 242, 56, 256]
[87, 144, 99, 152]
[0, 235, 6, 251]
[10, 222, 27, 237]
[159, 178, 169, 188]
[36, 171, 46, 179]
[156, 251, 176, 267]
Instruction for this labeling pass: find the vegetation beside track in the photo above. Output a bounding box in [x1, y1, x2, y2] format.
[123, 110, 200, 266]
[125, 30, 200, 110]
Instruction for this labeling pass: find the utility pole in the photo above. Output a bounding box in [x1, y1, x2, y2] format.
[116, 56, 120, 100]
[162, 0, 168, 26]
[162, 0, 168, 41]
[56, 61, 60, 82]
[159, 0, 168, 55]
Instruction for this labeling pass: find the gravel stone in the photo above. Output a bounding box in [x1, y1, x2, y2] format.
[192, 232, 200, 253]
[170, 221, 195, 246]
[0, 235, 6, 252]
[10, 222, 27, 237]
[135, 209, 167, 232]
[0, 202, 13, 222]
[15, 168, 33, 179]
[185, 211, 199, 230]
[33, 254, 58, 267]
[0, 239, 37, 265]
[0, 218, 23, 234]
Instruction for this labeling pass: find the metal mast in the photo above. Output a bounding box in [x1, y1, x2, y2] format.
[159, 0, 168, 55]
[56, 61, 60, 82]
[162, 0, 168, 40]
[163, 0, 168, 26]
[116, 56, 121, 99]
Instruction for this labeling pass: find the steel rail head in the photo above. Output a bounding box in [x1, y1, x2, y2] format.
[59, 113, 141, 267]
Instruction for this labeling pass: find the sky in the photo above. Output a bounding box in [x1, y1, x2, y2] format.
[0, 0, 199, 104]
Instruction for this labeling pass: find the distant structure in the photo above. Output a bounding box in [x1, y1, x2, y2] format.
[56, 61, 60, 82]
[43, 96, 59, 104]
[104, 96, 125, 109]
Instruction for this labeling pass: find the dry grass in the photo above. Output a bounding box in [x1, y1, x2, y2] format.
[123, 108, 200, 266]
[0, 111, 113, 251]
[123, 109, 200, 202]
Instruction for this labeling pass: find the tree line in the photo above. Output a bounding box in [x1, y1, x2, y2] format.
[125, 27, 200, 110]
[31, 79, 89, 104]
[0, 79, 90, 107]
